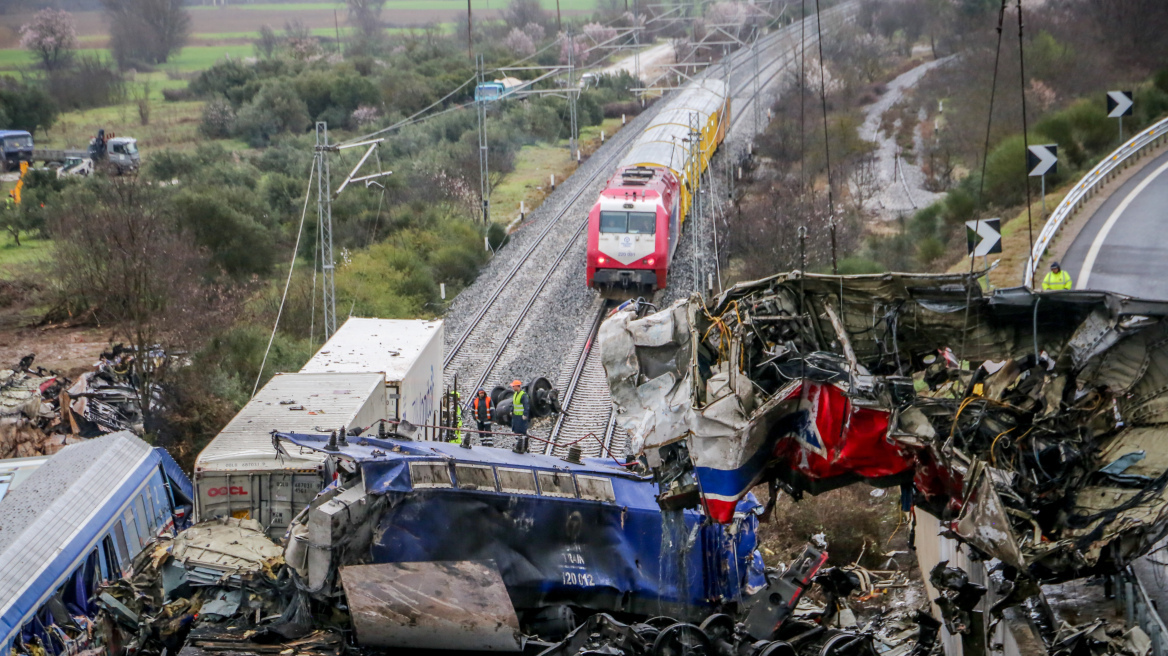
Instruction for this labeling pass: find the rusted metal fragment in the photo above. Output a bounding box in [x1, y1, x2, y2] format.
[339, 560, 524, 651]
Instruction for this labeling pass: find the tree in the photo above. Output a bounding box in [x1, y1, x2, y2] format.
[19, 9, 77, 71]
[101, 0, 190, 67]
[47, 178, 234, 432]
[0, 79, 59, 134]
[346, 0, 386, 51]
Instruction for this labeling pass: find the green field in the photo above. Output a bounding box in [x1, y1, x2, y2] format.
[0, 45, 257, 72]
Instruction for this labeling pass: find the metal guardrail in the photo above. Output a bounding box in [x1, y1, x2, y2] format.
[1025, 116, 1168, 288]
[1115, 566, 1168, 656]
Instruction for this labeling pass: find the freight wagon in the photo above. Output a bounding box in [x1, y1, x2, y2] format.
[299, 317, 444, 427]
[193, 372, 386, 538]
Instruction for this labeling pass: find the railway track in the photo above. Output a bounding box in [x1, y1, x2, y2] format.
[542, 6, 854, 455]
[445, 5, 852, 450]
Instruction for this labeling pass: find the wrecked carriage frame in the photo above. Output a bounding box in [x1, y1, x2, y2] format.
[601, 271, 1168, 582]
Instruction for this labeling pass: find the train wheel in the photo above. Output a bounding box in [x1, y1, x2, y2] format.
[652, 623, 712, 656]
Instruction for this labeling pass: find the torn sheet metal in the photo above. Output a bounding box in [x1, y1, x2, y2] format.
[170, 517, 284, 586]
[340, 561, 524, 651]
[600, 272, 1168, 581]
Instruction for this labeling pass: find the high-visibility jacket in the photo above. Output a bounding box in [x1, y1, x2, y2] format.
[473, 395, 492, 423]
[1042, 269, 1073, 291]
[512, 390, 527, 419]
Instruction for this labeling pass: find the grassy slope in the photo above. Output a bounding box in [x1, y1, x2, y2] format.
[491, 117, 623, 225]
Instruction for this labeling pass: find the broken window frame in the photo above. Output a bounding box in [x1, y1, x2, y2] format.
[537, 471, 578, 499]
[454, 464, 498, 492]
[576, 475, 617, 502]
[408, 462, 453, 489]
[497, 467, 538, 495]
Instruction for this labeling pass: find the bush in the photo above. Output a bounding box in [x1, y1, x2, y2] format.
[189, 58, 259, 105]
[172, 189, 277, 277]
[232, 80, 310, 147]
[487, 222, 509, 251]
[162, 87, 192, 102]
[45, 55, 124, 110]
[199, 97, 235, 138]
[0, 79, 58, 134]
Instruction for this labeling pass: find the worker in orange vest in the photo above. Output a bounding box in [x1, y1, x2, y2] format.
[472, 389, 494, 447]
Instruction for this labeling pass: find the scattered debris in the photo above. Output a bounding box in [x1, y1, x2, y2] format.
[0, 348, 163, 456]
[601, 272, 1168, 586]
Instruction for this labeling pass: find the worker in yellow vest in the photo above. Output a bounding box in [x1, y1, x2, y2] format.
[1042, 261, 1073, 291]
[510, 380, 529, 453]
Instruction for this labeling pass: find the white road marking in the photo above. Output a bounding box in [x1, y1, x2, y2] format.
[1078, 159, 1168, 289]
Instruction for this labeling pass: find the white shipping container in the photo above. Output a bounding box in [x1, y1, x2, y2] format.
[194, 372, 385, 537]
[300, 318, 444, 429]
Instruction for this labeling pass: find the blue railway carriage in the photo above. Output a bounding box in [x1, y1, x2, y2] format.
[0, 432, 195, 656]
[278, 431, 766, 645]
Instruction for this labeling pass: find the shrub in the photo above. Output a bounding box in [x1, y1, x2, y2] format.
[171, 189, 277, 277]
[0, 80, 59, 134]
[199, 97, 235, 138]
[232, 80, 311, 147]
[162, 87, 192, 102]
[189, 58, 258, 104]
[45, 55, 124, 110]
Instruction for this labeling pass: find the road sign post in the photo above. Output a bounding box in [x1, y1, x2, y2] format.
[1027, 144, 1058, 215]
[1108, 91, 1134, 142]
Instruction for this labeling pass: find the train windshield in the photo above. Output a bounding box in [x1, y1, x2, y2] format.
[599, 211, 627, 233]
[628, 212, 656, 234]
[600, 211, 656, 234]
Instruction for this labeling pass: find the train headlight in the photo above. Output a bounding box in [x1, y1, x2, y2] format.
[645, 257, 656, 266]
[598, 256, 607, 264]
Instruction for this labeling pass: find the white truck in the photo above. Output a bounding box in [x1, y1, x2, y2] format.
[193, 372, 386, 538]
[299, 317, 444, 428]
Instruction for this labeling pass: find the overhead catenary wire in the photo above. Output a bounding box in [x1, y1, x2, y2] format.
[813, 0, 837, 273]
[970, 0, 1008, 276]
[253, 158, 317, 398]
[1016, 0, 1035, 259]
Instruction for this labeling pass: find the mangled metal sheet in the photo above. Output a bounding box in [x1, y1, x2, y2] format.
[340, 561, 524, 651]
[600, 272, 1168, 582]
[170, 517, 284, 586]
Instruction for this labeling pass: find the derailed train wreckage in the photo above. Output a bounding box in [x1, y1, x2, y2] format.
[601, 271, 1168, 632]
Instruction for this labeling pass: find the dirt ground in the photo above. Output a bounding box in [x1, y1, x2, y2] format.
[0, 318, 110, 380]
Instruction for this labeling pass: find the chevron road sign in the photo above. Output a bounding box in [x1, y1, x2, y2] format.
[1108, 91, 1134, 118]
[966, 218, 1002, 257]
[1027, 144, 1058, 177]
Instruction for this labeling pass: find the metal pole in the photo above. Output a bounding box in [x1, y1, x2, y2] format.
[1120, 115, 1124, 143]
[315, 122, 337, 339]
[1041, 173, 1046, 216]
[568, 32, 578, 160]
[829, 219, 838, 275]
[477, 54, 490, 224]
[467, 0, 473, 59]
[686, 110, 696, 291]
[752, 27, 760, 135]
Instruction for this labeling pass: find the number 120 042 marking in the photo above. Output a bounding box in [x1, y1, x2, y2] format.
[562, 571, 595, 586]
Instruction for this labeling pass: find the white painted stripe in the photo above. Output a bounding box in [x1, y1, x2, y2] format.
[1079, 160, 1168, 289]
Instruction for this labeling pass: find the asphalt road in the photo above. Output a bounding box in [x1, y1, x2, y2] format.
[1060, 147, 1168, 299]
